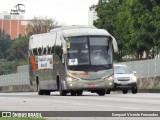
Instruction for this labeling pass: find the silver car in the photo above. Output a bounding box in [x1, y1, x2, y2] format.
[106, 64, 138, 94]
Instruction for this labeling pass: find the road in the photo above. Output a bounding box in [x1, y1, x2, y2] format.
[0, 92, 160, 120]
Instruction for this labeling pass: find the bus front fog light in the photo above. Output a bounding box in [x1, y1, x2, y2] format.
[109, 82, 112, 85]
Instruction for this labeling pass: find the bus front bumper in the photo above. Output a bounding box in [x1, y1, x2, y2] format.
[66, 80, 114, 90]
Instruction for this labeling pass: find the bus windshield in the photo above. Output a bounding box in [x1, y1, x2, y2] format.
[66, 36, 113, 71]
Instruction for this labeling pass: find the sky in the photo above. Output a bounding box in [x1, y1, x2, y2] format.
[0, 0, 98, 25]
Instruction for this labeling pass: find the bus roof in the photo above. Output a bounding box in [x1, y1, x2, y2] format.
[29, 26, 118, 52]
[50, 25, 96, 32]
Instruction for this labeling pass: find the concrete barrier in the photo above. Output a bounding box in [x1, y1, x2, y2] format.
[137, 76, 160, 89]
[0, 84, 33, 92]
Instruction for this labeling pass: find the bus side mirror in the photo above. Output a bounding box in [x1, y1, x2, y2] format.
[61, 36, 67, 55]
[62, 54, 64, 63]
[63, 45, 67, 55]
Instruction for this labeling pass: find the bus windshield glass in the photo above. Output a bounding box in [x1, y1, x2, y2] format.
[66, 36, 113, 71]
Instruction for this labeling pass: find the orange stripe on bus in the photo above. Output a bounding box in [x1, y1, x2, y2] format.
[30, 56, 36, 70]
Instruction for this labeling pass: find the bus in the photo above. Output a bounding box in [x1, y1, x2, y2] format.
[29, 26, 118, 96]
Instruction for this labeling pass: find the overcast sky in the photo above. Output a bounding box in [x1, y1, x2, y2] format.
[0, 0, 98, 25]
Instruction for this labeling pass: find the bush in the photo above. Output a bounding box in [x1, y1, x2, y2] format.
[0, 60, 19, 75]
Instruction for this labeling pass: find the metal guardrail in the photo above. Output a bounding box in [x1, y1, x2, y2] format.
[0, 65, 29, 87]
[0, 72, 29, 86]
[121, 57, 160, 78]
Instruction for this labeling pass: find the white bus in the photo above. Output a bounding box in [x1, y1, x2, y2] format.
[29, 26, 118, 96]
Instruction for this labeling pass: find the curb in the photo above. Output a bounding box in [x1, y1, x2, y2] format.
[138, 89, 160, 93]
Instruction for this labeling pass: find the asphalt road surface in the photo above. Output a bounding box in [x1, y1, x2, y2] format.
[0, 92, 160, 120]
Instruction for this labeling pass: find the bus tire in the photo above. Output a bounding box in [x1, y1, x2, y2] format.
[106, 89, 111, 94]
[58, 80, 67, 96]
[37, 83, 44, 95]
[97, 90, 105, 96]
[44, 91, 51, 95]
[77, 90, 83, 96]
[71, 91, 76, 96]
[60, 90, 67, 96]
[36, 76, 39, 92]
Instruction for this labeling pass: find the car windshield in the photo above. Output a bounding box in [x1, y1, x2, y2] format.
[66, 36, 113, 71]
[114, 65, 131, 74]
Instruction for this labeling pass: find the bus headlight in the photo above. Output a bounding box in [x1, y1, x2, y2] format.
[104, 75, 114, 81]
[66, 76, 78, 82]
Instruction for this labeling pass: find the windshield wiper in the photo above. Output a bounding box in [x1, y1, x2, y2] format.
[115, 73, 125, 74]
[90, 65, 110, 69]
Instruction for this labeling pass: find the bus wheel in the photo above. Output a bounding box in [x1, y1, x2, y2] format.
[77, 91, 83, 96]
[37, 84, 44, 95]
[106, 89, 111, 94]
[97, 90, 106, 96]
[59, 81, 67, 96]
[60, 90, 67, 96]
[71, 91, 76, 96]
[44, 91, 51, 95]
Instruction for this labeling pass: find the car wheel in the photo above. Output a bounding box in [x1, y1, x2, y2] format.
[132, 88, 138, 94]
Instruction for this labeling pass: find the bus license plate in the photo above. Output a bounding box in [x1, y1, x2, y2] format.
[88, 84, 95, 87]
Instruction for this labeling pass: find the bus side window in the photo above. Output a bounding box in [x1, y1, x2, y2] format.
[55, 38, 63, 60]
[48, 47, 52, 54]
[51, 46, 54, 54]
[43, 48, 46, 55]
[33, 49, 38, 56]
[38, 48, 42, 55]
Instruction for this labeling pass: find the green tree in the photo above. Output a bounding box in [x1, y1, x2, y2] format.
[93, 0, 160, 60]
[7, 36, 29, 61]
[125, 0, 160, 59]
[0, 29, 12, 59]
[0, 60, 18, 75]
[93, 0, 124, 60]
